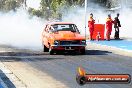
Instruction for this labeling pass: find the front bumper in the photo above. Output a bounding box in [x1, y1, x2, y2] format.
[51, 44, 86, 51]
[51, 44, 86, 47]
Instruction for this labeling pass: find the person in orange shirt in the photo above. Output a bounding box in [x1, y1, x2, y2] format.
[88, 13, 95, 40]
[106, 14, 114, 41]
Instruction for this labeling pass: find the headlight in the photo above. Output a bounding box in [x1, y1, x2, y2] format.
[81, 40, 86, 45]
[54, 40, 59, 45]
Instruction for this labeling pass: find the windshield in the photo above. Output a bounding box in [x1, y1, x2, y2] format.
[52, 24, 79, 32]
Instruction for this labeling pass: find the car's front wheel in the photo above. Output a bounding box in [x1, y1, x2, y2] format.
[49, 46, 54, 55]
[80, 49, 86, 55]
[43, 45, 49, 52]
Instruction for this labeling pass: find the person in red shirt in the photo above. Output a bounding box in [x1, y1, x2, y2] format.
[88, 13, 95, 40]
[106, 14, 114, 41]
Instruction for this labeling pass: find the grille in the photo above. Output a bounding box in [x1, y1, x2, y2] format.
[60, 40, 80, 45]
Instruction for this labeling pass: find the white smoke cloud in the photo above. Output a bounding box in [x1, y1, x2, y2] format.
[62, 6, 107, 36]
[119, 8, 132, 38]
[63, 7, 86, 35]
[0, 9, 44, 50]
[63, 5, 132, 39]
[26, 0, 41, 9]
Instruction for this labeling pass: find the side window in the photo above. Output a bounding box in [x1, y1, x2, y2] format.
[48, 26, 53, 33]
[44, 25, 51, 33]
[47, 25, 51, 33]
[48, 25, 55, 33]
[44, 25, 48, 32]
[74, 25, 80, 33]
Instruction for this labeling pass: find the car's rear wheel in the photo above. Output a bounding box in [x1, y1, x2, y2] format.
[43, 45, 49, 52]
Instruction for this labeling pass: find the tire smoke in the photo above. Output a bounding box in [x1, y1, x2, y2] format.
[63, 6, 132, 39]
[0, 9, 44, 50]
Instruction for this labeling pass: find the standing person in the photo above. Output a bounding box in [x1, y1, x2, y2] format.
[114, 13, 121, 39]
[88, 13, 95, 40]
[106, 14, 114, 41]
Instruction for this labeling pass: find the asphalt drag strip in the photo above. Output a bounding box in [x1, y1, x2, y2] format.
[0, 44, 132, 88]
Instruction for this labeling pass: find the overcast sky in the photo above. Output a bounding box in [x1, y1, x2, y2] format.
[26, 0, 41, 9]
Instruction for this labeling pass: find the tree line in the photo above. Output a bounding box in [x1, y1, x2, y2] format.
[0, 0, 120, 20]
[0, 0, 24, 12]
[28, 0, 86, 20]
[28, 0, 111, 20]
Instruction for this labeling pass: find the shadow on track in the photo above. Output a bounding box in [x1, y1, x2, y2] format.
[86, 50, 112, 55]
[56, 50, 112, 56]
[0, 51, 63, 62]
[0, 49, 112, 62]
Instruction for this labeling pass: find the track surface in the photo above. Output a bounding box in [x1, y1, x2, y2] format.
[90, 39, 132, 51]
[0, 45, 132, 88]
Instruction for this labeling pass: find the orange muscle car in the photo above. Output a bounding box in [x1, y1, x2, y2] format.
[42, 22, 86, 55]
